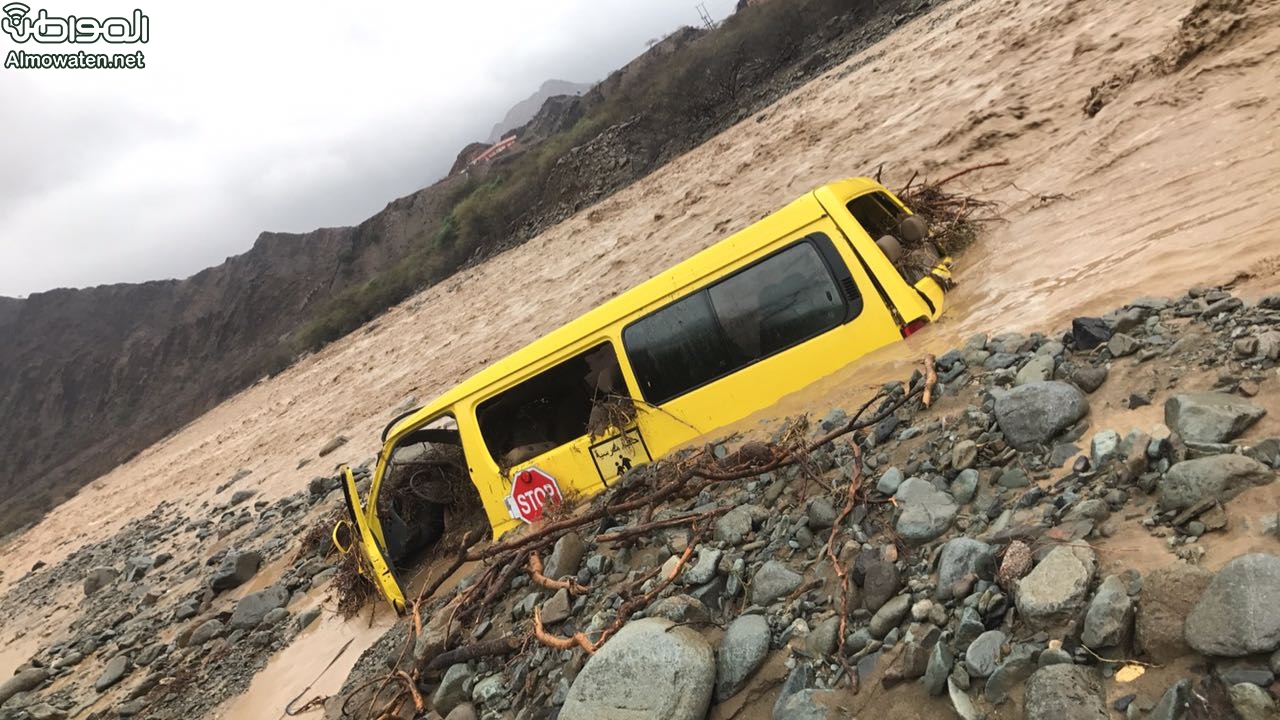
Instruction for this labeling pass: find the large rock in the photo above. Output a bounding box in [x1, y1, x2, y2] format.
[964, 630, 1005, 678]
[545, 532, 587, 579]
[0, 667, 49, 705]
[893, 478, 958, 545]
[752, 561, 802, 606]
[560, 618, 714, 720]
[433, 663, 474, 717]
[210, 550, 262, 592]
[1136, 563, 1214, 662]
[1081, 575, 1133, 648]
[715, 614, 770, 701]
[83, 566, 119, 596]
[860, 552, 901, 611]
[188, 618, 224, 646]
[1157, 455, 1273, 511]
[1229, 682, 1277, 720]
[1185, 553, 1280, 657]
[774, 689, 838, 720]
[994, 382, 1089, 450]
[1165, 393, 1266, 444]
[937, 538, 995, 600]
[1024, 664, 1107, 720]
[1014, 545, 1096, 630]
[230, 585, 290, 629]
[869, 594, 911, 639]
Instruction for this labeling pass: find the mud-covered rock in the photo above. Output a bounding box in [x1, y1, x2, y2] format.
[1137, 563, 1214, 662]
[715, 614, 769, 701]
[1023, 664, 1107, 720]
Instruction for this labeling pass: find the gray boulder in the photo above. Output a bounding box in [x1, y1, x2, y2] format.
[230, 585, 290, 629]
[869, 594, 911, 639]
[1024, 664, 1107, 720]
[1229, 683, 1277, 720]
[893, 478, 957, 544]
[994, 381, 1089, 450]
[1166, 393, 1266, 443]
[752, 561, 802, 606]
[1185, 553, 1280, 656]
[1082, 575, 1133, 648]
[937, 538, 995, 600]
[715, 614, 770, 701]
[1157, 455, 1273, 511]
[1015, 545, 1096, 630]
[560, 618, 714, 720]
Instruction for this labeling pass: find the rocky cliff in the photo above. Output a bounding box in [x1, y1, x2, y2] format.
[0, 174, 468, 535]
[487, 79, 594, 142]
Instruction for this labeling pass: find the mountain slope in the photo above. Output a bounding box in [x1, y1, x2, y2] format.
[487, 79, 593, 142]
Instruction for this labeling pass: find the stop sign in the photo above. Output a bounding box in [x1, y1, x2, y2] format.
[506, 467, 564, 523]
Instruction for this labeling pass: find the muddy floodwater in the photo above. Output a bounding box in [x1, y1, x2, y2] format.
[1, 0, 1277, 715]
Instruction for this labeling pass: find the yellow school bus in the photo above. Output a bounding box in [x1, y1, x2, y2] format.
[337, 177, 952, 611]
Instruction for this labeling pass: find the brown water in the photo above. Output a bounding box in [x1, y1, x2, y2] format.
[2, 0, 1278, 713]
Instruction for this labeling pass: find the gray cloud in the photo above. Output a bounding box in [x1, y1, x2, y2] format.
[0, 0, 738, 296]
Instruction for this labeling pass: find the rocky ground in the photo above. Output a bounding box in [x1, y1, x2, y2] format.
[6, 285, 1272, 719]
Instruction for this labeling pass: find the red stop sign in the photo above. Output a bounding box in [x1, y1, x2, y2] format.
[507, 467, 563, 523]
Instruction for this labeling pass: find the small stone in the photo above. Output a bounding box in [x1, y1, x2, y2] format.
[545, 532, 587, 579]
[861, 552, 901, 611]
[964, 630, 1005, 678]
[318, 435, 349, 457]
[952, 440, 978, 471]
[894, 478, 958, 544]
[937, 538, 995, 600]
[876, 467, 905, 496]
[0, 668, 49, 705]
[1024, 664, 1107, 720]
[230, 585, 290, 629]
[806, 616, 840, 657]
[951, 469, 979, 503]
[1071, 366, 1109, 394]
[229, 489, 256, 506]
[94, 655, 131, 692]
[924, 641, 953, 696]
[715, 506, 755, 545]
[1136, 562, 1214, 662]
[806, 497, 837, 530]
[541, 588, 572, 625]
[188, 619, 224, 645]
[869, 594, 911, 639]
[1082, 575, 1133, 648]
[1072, 317, 1112, 351]
[682, 546, 722, 586]
[1229, 682, 1277, 720]
[752, 561, 803, 606]
[1015, 545, 1097, 631]
[716, 614, 770, 701]
[1108, 333, 1141, 357]
[210, 550, 262, 592]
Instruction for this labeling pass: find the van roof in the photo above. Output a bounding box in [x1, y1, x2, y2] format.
[386, 177, 880, 440]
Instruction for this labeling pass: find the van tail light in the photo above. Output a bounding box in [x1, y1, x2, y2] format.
[901, 318, 929, 338]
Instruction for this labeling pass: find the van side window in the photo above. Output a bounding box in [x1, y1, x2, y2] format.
[476, 343, 622, 467]
[846, 192, 904, 239]
[624, 236, 850, 404]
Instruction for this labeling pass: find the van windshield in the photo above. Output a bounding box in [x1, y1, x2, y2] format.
[623, 237, 847, 404]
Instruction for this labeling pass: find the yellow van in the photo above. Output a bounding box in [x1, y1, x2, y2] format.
[336, 177, 952, 611]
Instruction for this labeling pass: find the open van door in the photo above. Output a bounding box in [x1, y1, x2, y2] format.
[336, 464, 408, 613]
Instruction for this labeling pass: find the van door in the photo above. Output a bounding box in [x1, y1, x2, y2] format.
[338, 464, 408, 613]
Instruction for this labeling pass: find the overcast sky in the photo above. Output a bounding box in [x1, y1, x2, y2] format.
[0, 0, 738, 297]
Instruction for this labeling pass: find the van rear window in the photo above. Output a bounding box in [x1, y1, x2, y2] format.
[624, 237, 850, 404]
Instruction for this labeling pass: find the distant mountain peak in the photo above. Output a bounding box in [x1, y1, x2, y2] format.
[488, 79, 594, 143]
